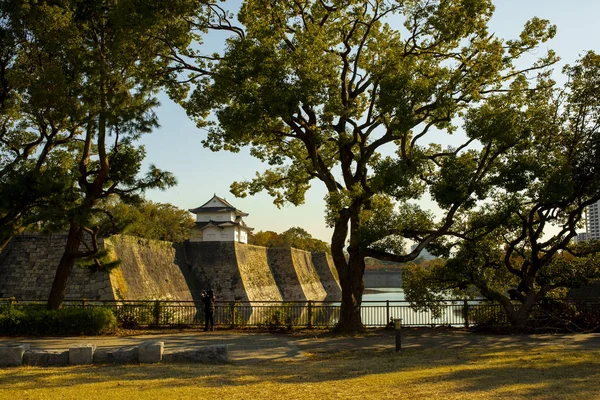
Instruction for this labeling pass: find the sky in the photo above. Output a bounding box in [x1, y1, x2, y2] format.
[138, 0, 600, 244]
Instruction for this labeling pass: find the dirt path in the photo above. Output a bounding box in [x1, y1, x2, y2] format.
[1, 328, 598, 363]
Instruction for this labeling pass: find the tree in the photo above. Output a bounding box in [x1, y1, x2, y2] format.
[176, 0, 557, 331]
[0, 2, 83, 251]
[250, 226, 330, 252]
[99, 199, 195, 243]
[250, 230, 286, 247]
[0, 0, 211, 309]
[403, 52, 600, 329]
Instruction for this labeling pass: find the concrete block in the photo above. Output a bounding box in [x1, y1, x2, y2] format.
[93, 347, 139, 364]
[0, 345, 29, 367]
[163, 345, 228, 364]
[139, 341, 163, 363]
[69, 344, 96, 365]
[23, 350, 69, 367]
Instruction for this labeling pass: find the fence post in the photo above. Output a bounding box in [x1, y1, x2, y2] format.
[386, 300, 390, 326]
[81, 299, 87, 308]
[153, 300, 161, 326]
[394, 318, 402, 352]
[307, 301, 313, 328]
[9, 297, 15, 310]
[463, 299, 469, 328]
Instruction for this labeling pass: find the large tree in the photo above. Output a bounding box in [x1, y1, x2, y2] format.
[0, 2, 84, 251]
[175, 0, 559, 331]
[403, 52, 600, 329]
[1, 0, 210, 309]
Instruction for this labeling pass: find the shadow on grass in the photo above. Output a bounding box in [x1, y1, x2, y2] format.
[1, 343, 599, 398]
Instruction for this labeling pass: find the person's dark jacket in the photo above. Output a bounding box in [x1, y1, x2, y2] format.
[202, 293, 215, 313]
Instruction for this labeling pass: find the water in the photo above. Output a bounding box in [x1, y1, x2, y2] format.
[360, 287, 468, 327]
[362, 287, 405, 302]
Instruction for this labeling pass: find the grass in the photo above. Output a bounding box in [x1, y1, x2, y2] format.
[0, 344, 598, 400]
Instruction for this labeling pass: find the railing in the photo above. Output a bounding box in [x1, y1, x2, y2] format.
[1, 298, 599, 329]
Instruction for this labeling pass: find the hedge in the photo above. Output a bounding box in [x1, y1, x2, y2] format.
[0, 306, 117, 336]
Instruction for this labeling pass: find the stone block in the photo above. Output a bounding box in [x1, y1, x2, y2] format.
[69, 344, 96, 365]
[23, 350, 69, 367]
[93, 347, 139, 364]
[92, 349, 109, 364]
[0, 344, 29, 367]
[139, 341, 163, 363]
[162, 345, 228, 364]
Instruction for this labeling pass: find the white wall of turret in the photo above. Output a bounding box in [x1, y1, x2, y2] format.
[195, 212, 236, 222]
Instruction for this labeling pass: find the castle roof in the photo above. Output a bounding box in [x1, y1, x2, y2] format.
[195, 220, 254, 231]
[189, 194, 249, 217]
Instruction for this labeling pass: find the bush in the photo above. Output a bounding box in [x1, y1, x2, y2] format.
[0, 306, 117, 336]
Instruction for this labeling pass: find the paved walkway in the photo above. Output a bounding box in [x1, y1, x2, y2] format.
[1, 329, 599, 363]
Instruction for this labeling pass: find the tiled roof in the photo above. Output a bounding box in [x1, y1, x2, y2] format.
[195, 220, 254, 231]
[189, 194, 248, 216]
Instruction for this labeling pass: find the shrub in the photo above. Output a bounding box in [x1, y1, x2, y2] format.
[0, 306, 117, 336]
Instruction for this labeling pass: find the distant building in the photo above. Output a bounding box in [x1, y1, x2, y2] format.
[576, 201, 600, 242]
[189, 194, 253, 243]
[410, 244, 436, 261]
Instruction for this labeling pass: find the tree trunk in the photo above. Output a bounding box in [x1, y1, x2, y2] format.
[47, 223, 81, 310]
[499, 292, 537, 330]
[335, 252, 366, 332]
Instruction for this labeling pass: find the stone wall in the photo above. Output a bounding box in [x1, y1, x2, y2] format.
[266, 248, 327, 301]
[0, 234, 341, 302]
[235, 244, 282, 302]
[105, 236, 196, 301]
[0, 233, 113, 300]
[311, 252, 342, 300]
[184, 241, 249, 301]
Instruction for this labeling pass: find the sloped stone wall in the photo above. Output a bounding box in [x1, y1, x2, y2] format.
[0, 234, 341, 303]
[311, 252, 342, 301]
[184, 241, 247, 301]
[104, 236, 196, 301]
[235, 244, 282, 302]
[0, 233, 113, 300]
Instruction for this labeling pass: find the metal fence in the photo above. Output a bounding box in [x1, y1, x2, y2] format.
[1, 298, 599, 329]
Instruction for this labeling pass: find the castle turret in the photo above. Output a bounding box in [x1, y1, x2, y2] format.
[189, 194, 253, 243]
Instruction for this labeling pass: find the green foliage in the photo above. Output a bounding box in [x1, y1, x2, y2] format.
[0, 0, 208, 308]
[250, 227, 330, 253]
[402, 51, 600, 328]
[0, 306, 117, 335]
[97, 198, 195, 243]
[173, 0, 561, 331]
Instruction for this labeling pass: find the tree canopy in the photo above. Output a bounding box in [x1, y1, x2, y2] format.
[403, 52, 600, 328]
[250, 227, 330, 253]
[0, 0, 207, 308]
[175, 0, 559, 331]
[98, 199, 195, 243]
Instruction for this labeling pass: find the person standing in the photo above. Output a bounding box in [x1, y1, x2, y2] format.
[201, 289, 215, 331]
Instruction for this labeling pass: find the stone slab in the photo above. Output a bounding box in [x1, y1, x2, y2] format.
[69, 344, 96, 365]
[23, 350, 69, 367]
[139, 341, 163, 363]
[0, 345, 29, 367]
[163, 345, 228, 364]
[93, 347, 139, 364]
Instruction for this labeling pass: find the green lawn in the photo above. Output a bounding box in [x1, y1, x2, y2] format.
[1, 345, 598, 400]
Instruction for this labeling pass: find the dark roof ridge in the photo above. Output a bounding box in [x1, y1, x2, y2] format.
[189, 194, 247, 215]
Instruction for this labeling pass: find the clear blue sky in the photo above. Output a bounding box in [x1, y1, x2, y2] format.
[139, 0, 600, 243]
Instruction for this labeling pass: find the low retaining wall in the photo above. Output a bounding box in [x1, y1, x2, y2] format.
[0, 341, 228, 367]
